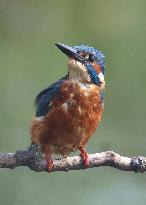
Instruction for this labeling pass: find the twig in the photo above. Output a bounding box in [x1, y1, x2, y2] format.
[0, 144, 146, 173]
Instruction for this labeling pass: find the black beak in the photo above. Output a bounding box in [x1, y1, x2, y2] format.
[55, 43, 84, 63]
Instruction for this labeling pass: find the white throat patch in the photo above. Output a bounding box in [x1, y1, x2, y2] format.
[67, 59, 91, 82]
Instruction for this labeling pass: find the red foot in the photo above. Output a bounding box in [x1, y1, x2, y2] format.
[79, 145, 90, 168]
[46, 154, 54, 172]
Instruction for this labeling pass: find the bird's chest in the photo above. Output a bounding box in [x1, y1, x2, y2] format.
[31, 80, 104, 155]
[52, 80, 103, 134]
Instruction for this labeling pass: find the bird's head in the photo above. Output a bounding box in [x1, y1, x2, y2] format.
[55, 43, 105, 87]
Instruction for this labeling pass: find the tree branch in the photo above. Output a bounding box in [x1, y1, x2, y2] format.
[0, 144, 146, 173]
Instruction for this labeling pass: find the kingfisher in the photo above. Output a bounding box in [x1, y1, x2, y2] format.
[31, 43, 105, 171]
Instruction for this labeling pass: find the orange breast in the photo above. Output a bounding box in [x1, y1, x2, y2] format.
[31, 80, 104, 155]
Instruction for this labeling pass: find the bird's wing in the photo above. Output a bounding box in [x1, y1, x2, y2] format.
[35, 75, 68, 117]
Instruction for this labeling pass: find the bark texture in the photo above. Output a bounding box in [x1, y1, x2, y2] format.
[0, 144, 146, 173]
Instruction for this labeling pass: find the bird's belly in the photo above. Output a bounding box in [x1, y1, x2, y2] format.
[31, 82, 103, 155]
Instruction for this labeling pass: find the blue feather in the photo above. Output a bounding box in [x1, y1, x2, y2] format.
[84, 62, 100, 85]
[73, 45, 105, 74]
[35, 75, 68, 117]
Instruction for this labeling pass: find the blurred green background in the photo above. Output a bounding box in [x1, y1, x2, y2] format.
[0, 0, 146, 204]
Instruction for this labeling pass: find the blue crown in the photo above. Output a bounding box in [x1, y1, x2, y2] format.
[73, 45, 105, 74]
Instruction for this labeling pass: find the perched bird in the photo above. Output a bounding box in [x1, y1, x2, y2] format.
[31, 43, 105, 171]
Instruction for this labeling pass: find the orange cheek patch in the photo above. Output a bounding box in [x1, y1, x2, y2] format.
[92, 62, 102, 74]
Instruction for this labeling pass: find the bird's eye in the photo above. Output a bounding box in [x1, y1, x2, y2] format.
[84, 53, 90, 60]
[84, 53, 94, 62]
[89, 54, 94, 62]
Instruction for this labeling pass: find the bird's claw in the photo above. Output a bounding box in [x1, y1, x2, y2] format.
[79, 145, 90, 168]
[46, 154, 54, 172]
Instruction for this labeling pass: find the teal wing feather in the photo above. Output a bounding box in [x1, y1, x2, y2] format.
[35, 75, 68, 117]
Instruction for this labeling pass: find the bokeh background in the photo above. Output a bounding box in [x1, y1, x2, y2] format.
[0, 0, 146, 204]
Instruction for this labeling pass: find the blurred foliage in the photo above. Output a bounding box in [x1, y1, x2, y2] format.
[0, 0, 146, 205]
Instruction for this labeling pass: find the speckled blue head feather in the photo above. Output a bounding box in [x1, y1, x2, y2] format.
[73, 45, 105, 74]
[55, 43, 105, 86]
